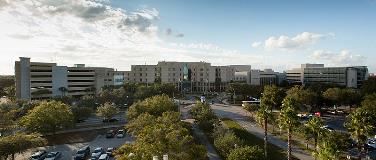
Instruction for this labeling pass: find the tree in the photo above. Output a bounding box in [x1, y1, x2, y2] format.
[71, 106, 93, 121]
[361, 77, 376, 96]
[19, 100, 74, 134]
[96, 102, 119, 121]
[214, 132, 243, 158]
[279, 97, 299, 160]
[243, 103, 259, 118]
[361, 93, 376, 111]
[4, 85, 15, 101]
[312, 134, 341, 160]
[0, 133, 46, 160]
[189, 102, 218, 132]
[304, 116, 324, 152]
[286, 86, 318, 112]
[0, 76, 14, 97]
[345, 107, 375, 158]
[0, 103, 18, 135]
[127, 95, 176, 120]
[256, 85, 284, 159]
[227, 146, 264, 160]
[121, 112, 207, 160]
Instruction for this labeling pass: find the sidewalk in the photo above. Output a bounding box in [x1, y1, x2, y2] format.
[211, 104, 314, 160]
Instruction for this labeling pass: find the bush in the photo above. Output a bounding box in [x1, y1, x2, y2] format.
[227, 146, 264, 160]
[214, 132, 243, 158]
[190, 102, 218, 132]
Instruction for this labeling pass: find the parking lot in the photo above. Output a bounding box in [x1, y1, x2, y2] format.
[15, 132, 133, 160]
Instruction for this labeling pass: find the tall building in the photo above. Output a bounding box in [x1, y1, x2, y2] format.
[15, 57, 118, 100]
[285, 64, 368, 88]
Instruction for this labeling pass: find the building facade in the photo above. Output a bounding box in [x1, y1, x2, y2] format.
[15, 57, 117, 100]
[250, 69, 284, 86]
[285, 64, 368, 88]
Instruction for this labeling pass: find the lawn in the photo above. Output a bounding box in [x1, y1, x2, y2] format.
[221, 118, 298, 160]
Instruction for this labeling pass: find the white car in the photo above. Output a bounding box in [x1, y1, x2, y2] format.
[98, 154, 109, 160]
[44, 152, 61, 160]
[366, 138, 376, 149]
[117, 129, 125, 138]
[91, 147, 104, 160]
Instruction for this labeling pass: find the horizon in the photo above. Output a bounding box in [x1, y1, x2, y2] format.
[0, 0, 375, 75]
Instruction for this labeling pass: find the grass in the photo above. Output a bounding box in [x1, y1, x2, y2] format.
[221, 118, 298, 160]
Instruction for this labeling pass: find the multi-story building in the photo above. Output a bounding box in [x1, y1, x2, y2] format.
[250, 69, 285, 86]
[285, 64, 368, 88]
[15, 57, 117, 100]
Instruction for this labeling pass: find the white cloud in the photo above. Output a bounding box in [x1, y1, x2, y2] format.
[254, 32, 333, 51]
[310, 49, 366, 66]
[251, 41, 262, 48]
[0, 0, 263, 74]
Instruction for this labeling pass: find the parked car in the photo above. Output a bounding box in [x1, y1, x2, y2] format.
[98, 154, 109, 160]
[74, 146, 91, 160]
[91, 147, 104, 160]
[106, 148, 115, 157]
[44, 152, 61, 160]
[106, 130, 115, 138]
[366, 138, 376, 150]
[29, 150, 47, 160]
[116, 129, 125, 138]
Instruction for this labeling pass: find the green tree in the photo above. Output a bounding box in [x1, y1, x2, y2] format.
[0, 76, 14, 97]
[127, 95, 176, 120]
[345, 107, 375, 158]
[19, 100, 74, 134]
[361, 93, 376, 111]
[256, 85, 284, 159]
[189, 102, 218, 132]
[361, 77, 376, 96]
[4, 85, 15, 101]
[312, 135, 341, 160]
[304, 116, 324, 152]
[243, 103, 259, 118]
[214, 132, 243, 158]
[0, 133, 46, 160]
[0, 103, 18, 135]
[96, 102, 119, 121]
[286, 86, 318, 112]
[279, 97, 299, 160]
[71, 106, 93, 122]
[227, 146, 264, 160]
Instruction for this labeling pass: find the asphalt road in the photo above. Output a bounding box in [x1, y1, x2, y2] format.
[16, 133, 133, 160]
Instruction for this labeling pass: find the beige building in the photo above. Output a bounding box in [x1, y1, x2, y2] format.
[250, 69, 284, 86]
[15, 57, 117, 100]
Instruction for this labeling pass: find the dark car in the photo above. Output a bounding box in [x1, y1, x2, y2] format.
[106, 130, 115, 138]
[29, 150, 47, 160]
[74, 146, 91, 160]
[44, 151, 62, 160]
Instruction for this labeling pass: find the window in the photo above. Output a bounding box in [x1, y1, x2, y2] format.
[173, 68, 175, 71]
[140, 73, 142, 76]
[140, 78, 142, 82]
[146, 73, 147, 76]
[140, 68, 142, 71]
[173, 73, 176, 76]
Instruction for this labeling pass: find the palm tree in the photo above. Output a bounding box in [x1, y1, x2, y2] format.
[256, 103, 272, 159]
[257, 85, 284, 159]
[345, 107, 375, 159]
[304, 116, 324, 152]
[279, 97, 299, 160]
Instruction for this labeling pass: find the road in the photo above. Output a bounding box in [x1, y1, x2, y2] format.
[210, 103, 314, 160]
[16, 133, 133, 160]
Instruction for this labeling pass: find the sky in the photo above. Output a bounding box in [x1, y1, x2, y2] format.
[0, 0, 375, 75]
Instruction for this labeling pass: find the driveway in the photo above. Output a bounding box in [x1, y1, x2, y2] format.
[16, 133, 133, 160]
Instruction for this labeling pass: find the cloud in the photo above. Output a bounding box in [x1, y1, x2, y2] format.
[165, 28, 172, 35]
[253, 32, 333, 51]
[251, 41, 262, 48]
[310, 50, 366, 66]
[176, 33, 184, 37]
[0, 0, 262, 75]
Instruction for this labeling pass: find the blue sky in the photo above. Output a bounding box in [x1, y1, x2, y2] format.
[0, 0, 375, 74]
